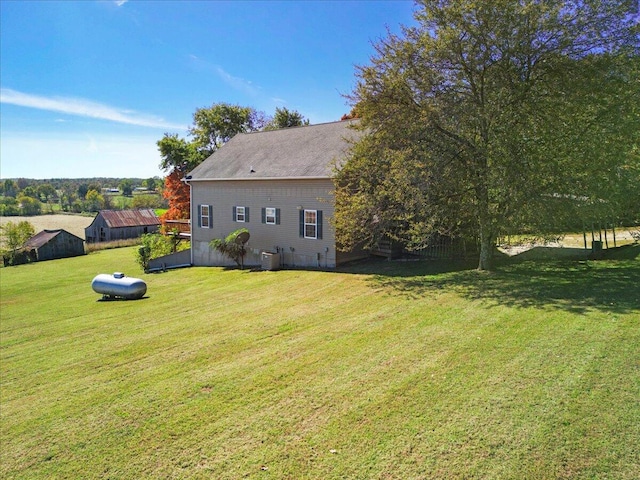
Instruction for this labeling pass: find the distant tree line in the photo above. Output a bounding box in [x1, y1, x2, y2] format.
[0, 177, 165, 216]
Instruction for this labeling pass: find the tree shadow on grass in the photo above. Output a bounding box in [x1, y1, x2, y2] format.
[339, 245, 640, 315]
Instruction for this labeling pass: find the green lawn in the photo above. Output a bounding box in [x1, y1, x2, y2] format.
[1, 246, 638, 479]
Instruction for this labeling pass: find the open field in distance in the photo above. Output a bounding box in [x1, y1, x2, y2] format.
[0, 214, 95, 241]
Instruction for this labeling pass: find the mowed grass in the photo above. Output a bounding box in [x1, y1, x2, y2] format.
[1, 247, 638, 479]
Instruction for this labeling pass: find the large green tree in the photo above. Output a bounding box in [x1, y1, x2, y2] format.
[143, 177, 158, 192]
[118, 179, 133, 197]
[334, 0, 639, 270]
[188, 103, 267, 158]
[84, 190, 105, 213]
[264, 107, 310, 131]
[37, 184, 57, 213]
[37, 183, 56, 203]
[17, 196, 41, 216]
[1, 180, 18, 198]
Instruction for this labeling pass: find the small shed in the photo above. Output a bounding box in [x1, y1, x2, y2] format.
[25, 229, 85, 261]
[85, 209, 160, 243]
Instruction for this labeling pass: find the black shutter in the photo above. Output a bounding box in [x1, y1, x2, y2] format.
[276, 208, 281, 225]
[299, 210, 304, 237]
[261, 208, 266, 224]
[232, 206, 236, 222]
[317, 210, 323, 239]
[208, 206, 213, 228]
[245, 207, 249, 223]
[197, 205, 202, 228]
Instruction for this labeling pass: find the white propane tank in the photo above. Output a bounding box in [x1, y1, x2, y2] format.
[91, 272, 147, 300]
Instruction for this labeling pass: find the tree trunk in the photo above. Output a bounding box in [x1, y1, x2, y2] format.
[478, 228, 494, 271]
[475, 161, 494, 271]
[476, 180, 494, 271]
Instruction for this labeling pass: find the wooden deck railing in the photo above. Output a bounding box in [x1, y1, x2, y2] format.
[163, 219, 191, 238]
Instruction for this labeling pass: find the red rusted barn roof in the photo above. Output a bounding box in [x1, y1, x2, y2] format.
[98, 209, 161, 228]
[25, 230, 63, 248]
[25, 229, 83, 249]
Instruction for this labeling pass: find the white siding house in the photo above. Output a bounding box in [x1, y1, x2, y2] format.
[187, 120, 365, 268]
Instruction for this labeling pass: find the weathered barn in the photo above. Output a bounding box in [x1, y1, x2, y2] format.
[24, 229, 85, 261]
[85, 209, 160, 243]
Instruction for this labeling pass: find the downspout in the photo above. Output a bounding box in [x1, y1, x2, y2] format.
[183, 175, 193, 266]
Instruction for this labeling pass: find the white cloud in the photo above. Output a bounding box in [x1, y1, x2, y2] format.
[114, 0, 128, 6]
[188, 55, 260, 97]
[214, 66, 260, 97]
[0, 88, 185, 130]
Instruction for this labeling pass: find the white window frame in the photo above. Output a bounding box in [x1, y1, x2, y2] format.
[200, 205, 210, 228]
[265, 207, 276, 225]
[235, 206, 246, 223]
[304, 209, 317, 239]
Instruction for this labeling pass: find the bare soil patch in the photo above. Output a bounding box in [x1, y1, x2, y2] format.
[0, 214, 95, 240]
[499, 229, 637, 257]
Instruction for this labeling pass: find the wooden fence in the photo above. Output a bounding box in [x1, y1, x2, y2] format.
[373, 235, 476, 260]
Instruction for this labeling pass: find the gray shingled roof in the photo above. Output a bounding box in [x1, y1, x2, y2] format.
[188, 120, 362, 181]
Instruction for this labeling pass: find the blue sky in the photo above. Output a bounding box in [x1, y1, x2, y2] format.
[1, 0, 416, 180]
